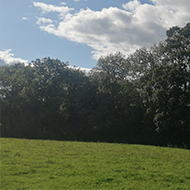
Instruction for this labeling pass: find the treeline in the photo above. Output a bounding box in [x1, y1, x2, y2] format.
[1, 23, 190, 147]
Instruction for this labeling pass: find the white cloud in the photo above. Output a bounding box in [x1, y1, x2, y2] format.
[33, 0, 190, 59]
[60, 2, 67, 5]
[22, 17, 29, 20]
[33, 2, 74, 19]
[36, 17, 53, 25]
[0, 49, 28, 66]
[122, 0, 141, 12]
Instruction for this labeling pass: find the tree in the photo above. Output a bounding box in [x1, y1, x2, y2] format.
[132, 23, 190, 146]
[1, 24, 189, 147]
[0, 63, 41, 138]
[89, 53, 143, 143]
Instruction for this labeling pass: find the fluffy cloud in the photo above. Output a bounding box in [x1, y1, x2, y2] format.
[36, 17, 53, 25]
[0, 49, 28, 65]
[132, 0, 190, 28]
[122, 0, 141, 11]
[34, 0, 190, 59]
[33, 2, 74, 19]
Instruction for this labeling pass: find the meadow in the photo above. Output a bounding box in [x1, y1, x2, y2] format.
[1, 138, 190, 189]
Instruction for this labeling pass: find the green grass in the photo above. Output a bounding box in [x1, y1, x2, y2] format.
[1, 138, 190, 190]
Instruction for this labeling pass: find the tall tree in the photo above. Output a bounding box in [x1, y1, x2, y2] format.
[132, 23, 190, 145]
[90, 53, 143, 143]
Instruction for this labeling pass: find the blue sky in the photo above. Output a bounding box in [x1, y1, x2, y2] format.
[0, 0, 190, 69]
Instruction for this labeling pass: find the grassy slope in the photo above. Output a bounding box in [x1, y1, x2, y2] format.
[1, 138, 190, 190]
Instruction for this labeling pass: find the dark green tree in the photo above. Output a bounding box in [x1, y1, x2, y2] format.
[1, 23, 189, 147]
[131, 23, 190, 146]
[90, 53, 143, 143]
[0, 63, 41, 138]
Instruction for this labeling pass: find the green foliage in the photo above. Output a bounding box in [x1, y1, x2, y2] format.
[0, 58, 96, 140]
[89, 53, 144, 143]
[1, 23, 190, 147]
[132, 23, 190, 145]
[94, 52, 128, 82]
[1, 138, 190, 189]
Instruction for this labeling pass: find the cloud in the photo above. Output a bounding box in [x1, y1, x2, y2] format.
[60, 2, 67, 5]
[22, 17, 29, 20]
[36, 17, 53, 25]
[0, 49, 28, 66]
[33, 2, 74, 19]
[33, 0, 190, 59]
[122, 0, 141, 12]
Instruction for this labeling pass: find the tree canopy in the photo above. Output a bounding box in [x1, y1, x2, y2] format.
[1, 23, 190, 148]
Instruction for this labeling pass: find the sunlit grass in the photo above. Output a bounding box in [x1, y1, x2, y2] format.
[1, 138, 190, 189]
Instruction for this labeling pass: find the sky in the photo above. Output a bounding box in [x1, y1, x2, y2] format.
[0, 0, 190, 69]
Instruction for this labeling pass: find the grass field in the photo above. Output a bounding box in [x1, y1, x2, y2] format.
[1, 138, 190, 189]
